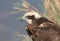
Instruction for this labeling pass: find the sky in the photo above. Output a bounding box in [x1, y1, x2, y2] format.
[0, 0, 26, 41]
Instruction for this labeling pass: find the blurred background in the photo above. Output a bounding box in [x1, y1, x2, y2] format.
[0, 0, 60, 41]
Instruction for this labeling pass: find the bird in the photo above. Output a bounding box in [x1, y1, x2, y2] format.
[22, 11, 60, 41]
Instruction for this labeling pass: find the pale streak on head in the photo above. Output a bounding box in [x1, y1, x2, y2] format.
[22, 11, 41, 24]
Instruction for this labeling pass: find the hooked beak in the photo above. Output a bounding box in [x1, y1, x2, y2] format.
[20, 15, 27, 22]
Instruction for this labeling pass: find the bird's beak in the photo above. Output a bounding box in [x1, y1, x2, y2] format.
[20, 15, 27, 21]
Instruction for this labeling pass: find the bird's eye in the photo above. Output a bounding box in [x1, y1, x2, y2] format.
[26, 16, 30, 18]
[26, 15, 34, 19]
[26, 16, 30, 19]
[31, 15, 34, 17]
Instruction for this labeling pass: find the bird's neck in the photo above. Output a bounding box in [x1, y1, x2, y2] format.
[32, 18, 40, 26]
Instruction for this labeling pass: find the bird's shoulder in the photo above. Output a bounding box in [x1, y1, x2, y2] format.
[38, 22, 55, 28]
[38, 22, 60, 32]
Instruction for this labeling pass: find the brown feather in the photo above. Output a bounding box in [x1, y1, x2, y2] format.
[26, 17, 60, 41]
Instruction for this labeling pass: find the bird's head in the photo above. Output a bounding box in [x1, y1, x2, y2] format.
[22, 11, 41, 24]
